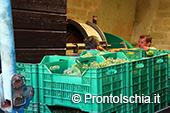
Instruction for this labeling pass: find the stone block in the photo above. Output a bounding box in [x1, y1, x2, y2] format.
[157, 12, 170, 18]
[83, 0, 93, 9]
[154, 25, 170, 32]
[72, 0, 82, 7]
[152, 19, 163, 25]
[159, 1, 170, 10]
[76, 9, 87, 17]
[67, 8, 76, 14]
[163, 19, 170, 25]
[150, 32, 168, 39]
[155, 45, 170, 50]
[161, 39, 170, 45]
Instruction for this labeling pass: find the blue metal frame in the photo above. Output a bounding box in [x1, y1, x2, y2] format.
[0, 0, 20, 112]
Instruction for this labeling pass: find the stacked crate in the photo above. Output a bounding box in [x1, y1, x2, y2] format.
[120, 49, 168, 113]
[38, 52, 129, 113]
[159, 50, 170, 105]
[16, 50, 168, 113]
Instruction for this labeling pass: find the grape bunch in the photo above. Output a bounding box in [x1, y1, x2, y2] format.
[106, 58, 130, 64]
[81, 51, 106, 57]
[99, 60, 112, 67]
[63, 64, 81, 75]
[82, 64, 88, 68]
[50, 65, 59, 70]
[63, 58, 129, 75]
[90, 61, 100, 68]
[82, 58, 129, 68]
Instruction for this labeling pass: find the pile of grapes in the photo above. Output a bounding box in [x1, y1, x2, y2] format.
[50, 65, 59, 70]
[83, 58, 129, 68]
[63, 58, 129, 75]
[81, 52, 106, 57]
[63, 64, 82, 75]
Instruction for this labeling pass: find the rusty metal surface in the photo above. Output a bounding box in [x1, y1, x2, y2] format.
[11, 74, 34, 110]
[11, 74, 25, 90]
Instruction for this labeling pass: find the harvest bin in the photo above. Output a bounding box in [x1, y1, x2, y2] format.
[160, 50, 170, 78]
[150, 54, 168, 92]
[126, 53, 168, 113]
[159, 50, 170, 105]
[16, 63, 39, 103]
[126, 58, 152, 113]
[39, 52, 129, 113]
[119, 49, 145, 60]
[119, 48, 161, 61]
[120, 49, 168, 112]
[150, 87, 168, 112]
[40, 55, 78, 64]
[16, 51, 168, 113]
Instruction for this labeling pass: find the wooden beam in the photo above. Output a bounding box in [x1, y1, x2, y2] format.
[15, 48, 66, 63]
[14, 29, 66, 48]
[12, 10, 66, 31]
[11, 0, 66, 14]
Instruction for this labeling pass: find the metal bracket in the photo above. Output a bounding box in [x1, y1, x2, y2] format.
[11, 73, 34, 111]
[11, 74, 26, 90]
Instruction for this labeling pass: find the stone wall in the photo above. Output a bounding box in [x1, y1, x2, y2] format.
[150, 0, 170, 49]
[132, 0, 170, 49]
[67, 0, 137, 43]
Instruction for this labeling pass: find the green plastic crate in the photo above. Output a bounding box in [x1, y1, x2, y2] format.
[17, 53, 168, 113]
[76, 55, 106, 65]
[127, 87, 168, 113]
[127, 58, 152, 95]
[24, 103, 51, 113]
[16, 63, 39, 103]
[150, 54, 168, 92]
[119, 49, 146, 60]
[160, 50, 170, 78]
[128, 102, 151, 113]
[129, 53, 168, 95]
[160, 50, 170, 105]
[38, 55, 129, 113]
[146, 49, 161, 58]
[41, 55, 78, 64]
[44, 59, 78, 74]
[126, 54, 168, 113]
[120, 49, 161, 61]
[169, 79, 170, 104]
[150, 88, 168, 113]
[126, 58, 152, 113]
[148, 49, 160, 53]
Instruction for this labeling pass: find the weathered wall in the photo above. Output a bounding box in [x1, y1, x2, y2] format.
[150, 0, 170, 49]
[68, 0, 170, 50]
[67, 0, 137, 43]
[131, 0, 159, 48]
[132, 0, 170, 50]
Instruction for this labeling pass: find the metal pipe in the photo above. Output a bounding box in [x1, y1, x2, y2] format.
[0, 0, 16, 112]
